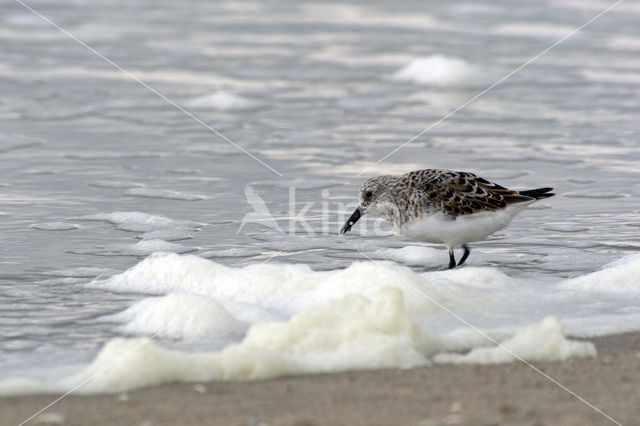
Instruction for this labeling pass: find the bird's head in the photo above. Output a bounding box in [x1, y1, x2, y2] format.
[340, 176, 397, 234]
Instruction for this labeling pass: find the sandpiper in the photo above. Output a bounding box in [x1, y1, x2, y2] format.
[340, 169, 554, 269]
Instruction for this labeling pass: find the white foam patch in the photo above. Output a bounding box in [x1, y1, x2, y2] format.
[139, 228, 193, 241]
[184, 91, 262, 111]
[434, 317, 595, 364]
[203, 248, 261, 258]
[73, 212, 202, 233]
[31, 222, 79, 231]
[124, 188, 205, 201]
[429, 267, 513, 289]
[564, 312, 640, 338]
[390, 55, 479, 87]
[0, 289, 594, 396]
[90, 253, 530, 339]
[9, 250, 640, 395]
[105, 293, 247, 340]
[370, 246, 442, 266]
[88, 253, 448, 317]
[561, 254, 640, 294]
[104, 240, 196, 256]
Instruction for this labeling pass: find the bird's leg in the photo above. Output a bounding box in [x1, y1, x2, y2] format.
[457, 244, 470, 266]
[447, 248, 456, 269]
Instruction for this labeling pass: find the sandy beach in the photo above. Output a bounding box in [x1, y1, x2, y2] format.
[3, 332, 638, 426]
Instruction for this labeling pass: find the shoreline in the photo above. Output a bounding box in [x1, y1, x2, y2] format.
[3, 332, 639, 426]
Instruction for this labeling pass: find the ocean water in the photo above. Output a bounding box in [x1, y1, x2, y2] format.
[2, 0, 640, 394]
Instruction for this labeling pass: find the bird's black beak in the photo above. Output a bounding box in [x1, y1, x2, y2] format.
[340, 207, 362, 234]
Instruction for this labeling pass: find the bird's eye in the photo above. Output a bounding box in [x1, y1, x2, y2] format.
[365, 191, 373, 199]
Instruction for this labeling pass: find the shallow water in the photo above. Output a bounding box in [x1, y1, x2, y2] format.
[1, 0, 640, 391]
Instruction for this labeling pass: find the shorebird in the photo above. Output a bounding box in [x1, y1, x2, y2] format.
[340, 169, 554, 269]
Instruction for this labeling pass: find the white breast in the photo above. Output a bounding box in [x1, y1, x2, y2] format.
[399, 203, 532, 247]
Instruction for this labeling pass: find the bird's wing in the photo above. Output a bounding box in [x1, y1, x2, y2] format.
[410, 169, 532, 216]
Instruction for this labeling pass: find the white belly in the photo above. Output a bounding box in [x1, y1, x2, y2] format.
[399, 204, 530, 248]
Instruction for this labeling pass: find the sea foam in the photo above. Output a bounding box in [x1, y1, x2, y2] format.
[434, 317, 596, 364]
[124, 188, 206, 201]
[88, 252, 447, 317]
[104, 292, 247, 340]
[0, 287, 593, 395]
[390, 55, 479, 87]
[72, 212, 202, 244]
[30, 222, 79, 231]
[184, 91, 262, 111]
[0, 253, 601, 395]
[73, 212, 202, 233]
[562, 253, 640, 293]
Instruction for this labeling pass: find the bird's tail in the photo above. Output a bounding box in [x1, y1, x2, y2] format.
[519, 187, 555, 199]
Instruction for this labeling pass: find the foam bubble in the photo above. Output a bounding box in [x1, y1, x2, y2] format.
[105, 240, 196, 256]
[369, 246, 442, 266]
[561, 254, 640, 293]
[73, 212, 202, 233]
[105, 293, 246, 340]
[0, 289, 594, 395]
[10, 251, 640, 395]
[203, 248, 261, 258]
[139, 228, 194, 241]
[63, 288, 432, 393]
[241, 287, 433, 368]
[563, 312, 640, 338]
[30, 222, 79, 231]
[184, 91, 262, 111]
[124, 188, 205, 201]
[434, 317, 596, 364]
[390, 55, 479, 87]
[89, 253, 312, 306]
[88, 253, 447, 317]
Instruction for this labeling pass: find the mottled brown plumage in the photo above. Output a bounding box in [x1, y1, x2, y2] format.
[356, 169, 552, 227]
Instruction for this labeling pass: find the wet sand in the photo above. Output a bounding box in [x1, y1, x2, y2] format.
[3, 332, 639, 426]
